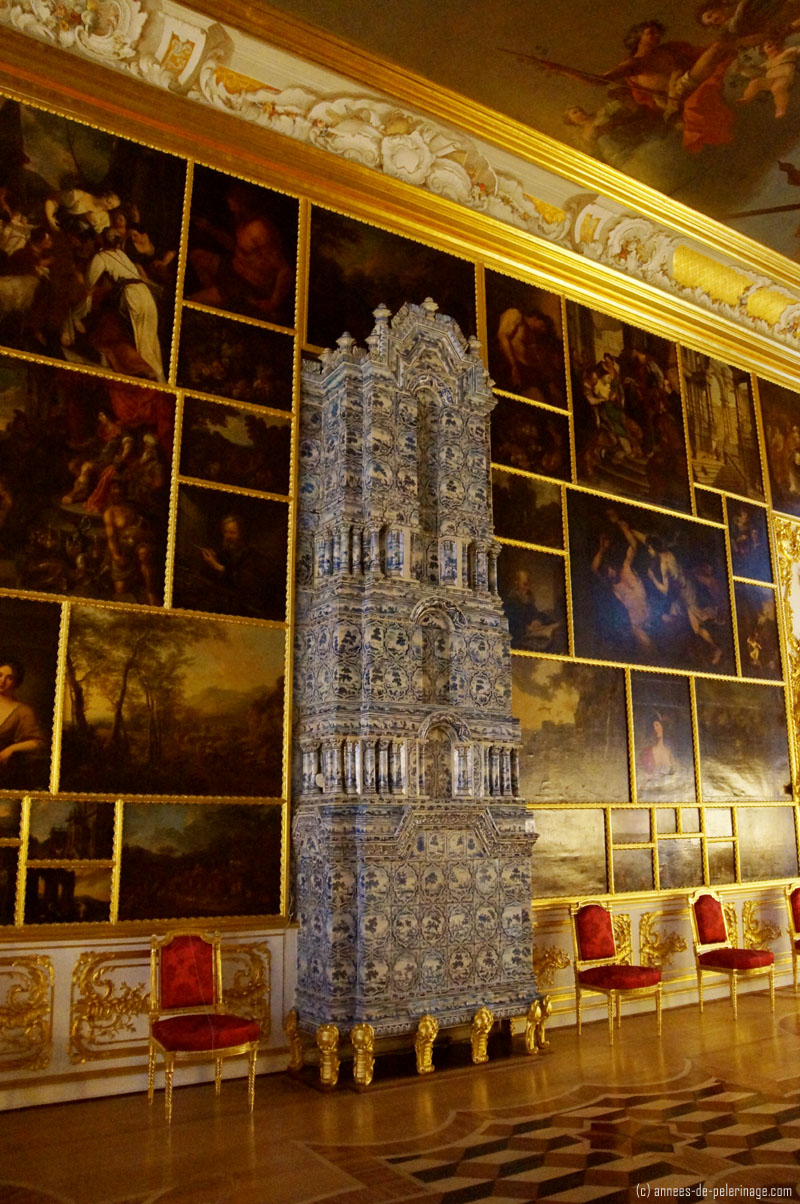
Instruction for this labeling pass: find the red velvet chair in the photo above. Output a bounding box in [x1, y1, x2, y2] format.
[569, 900, 662, 1045]
[786, 882, 800, 992]
[148, 931, 260, 1122]
[688, 889, 774, 1020]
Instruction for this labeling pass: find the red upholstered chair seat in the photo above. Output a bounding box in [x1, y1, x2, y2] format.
[575, 903, 616, 961]
[578, 965, 661, 991]
[698, 948, 773, 971]
[152, 1013, 260, 1052]
[789, 888, 800, 933]
[693, 893, 727, 944]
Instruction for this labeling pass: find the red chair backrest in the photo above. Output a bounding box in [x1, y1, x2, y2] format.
[576, 903, 616, 961]
[693, 893, 727, 945]
[790, 888, 800, 934]
[159, 934, 216, 1010]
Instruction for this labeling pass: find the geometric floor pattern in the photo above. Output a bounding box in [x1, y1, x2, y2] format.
[308, 1074, 800, 1202]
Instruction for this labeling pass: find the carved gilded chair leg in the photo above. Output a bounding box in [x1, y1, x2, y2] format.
[656, 984, 662, 1037]
[576, 989, 582, 1036]
[697, 968, 704, 1013]
[769, 965, 775, 1012]
[793, 949, 798, 993]
[731, 970, 738, 1021]
[147, 1043, 156, 1104]
[607, 996, 614, 1046]
[164, 1058, 174, 1124]
[248, 1047, 257, 1111]
[215, 1058, 223, 1095]
[615, 994, 621, 1029]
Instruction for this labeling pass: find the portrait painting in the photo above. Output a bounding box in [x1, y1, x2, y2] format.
[728, 500, 772, 581]
[682, 350, 763, 501]
[490, 396, 570, 480]
[28, 800, 114, 860]
[307, 207, 476, 348]
[631, 672, 696, 803]
[759, 378, 800, 517]
[172, 485, 289, 622]
[735, 582, 782, 680]
[180, 397, 291, 496]
[512, 657, 629, 803]
[0, 596, 60, 792]
[613, 848, 654, 893]
[658, 838, 703, 891]
[61, 606, 286, 797]
[185, 165, 298, 329]
[695, 679, 791, 801]
[694, 489, 724, 525]
[0, 98, 185, 383]
[484, 271, 566, 407]
[568, 493, 735, 673]
[497, 545, 567, 654]
[566, 302, 689, 511]
[491, 469, 562, 547]
[25, 865, 110, 924]
[0, 798, 20, 838]
[0, 354, 173, 605]
[529, 808, 607, 898]
[177, 308, 293, 411]
[118, 802, 282, 921]
[738, 806, 798, 881]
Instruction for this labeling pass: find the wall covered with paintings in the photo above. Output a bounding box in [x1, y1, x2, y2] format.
[2, 4, 800, 1099]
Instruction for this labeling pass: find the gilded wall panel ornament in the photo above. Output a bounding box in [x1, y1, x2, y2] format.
[742, 901, 782, 950]
[639, 913, 688, 969]
[775, 517, 800, 763]
[724, 903, 739, 943]
[531, 945, 570, 989]
[69, 951, 149, 1064]
[0, 955, 54, 1071]
[221, 942, 271, 1039]
[612, 915, 632, 965]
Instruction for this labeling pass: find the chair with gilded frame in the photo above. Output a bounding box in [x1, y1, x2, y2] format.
[148, 929, 260, 1122]
[688, 888, 774, 1020]
[569, 899, 662, 1045]
[785, 882, 800, 992]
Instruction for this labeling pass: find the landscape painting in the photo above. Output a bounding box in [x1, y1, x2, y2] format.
[28, 800, 114, 860]
[682, 350, 763, 500]
[307, 208, 476, 348]
[529, 808, 607, 898]
[185, 165, 298, 329]
[695, 679, 791, 801]
[25, 865, 111, 924]
[60, 606, 286, 797]
[0, 354, 173, 605]
[491, 469, 563, 547]
[737, 807, 798, 881]
[0, 97, 184, 382]
[0, 798, 20, 838]
[0, 596, 61, 792]
[119, 802, 282, 920]
[568, 492, 735, 673]
[497, 545, 567, 654]
[177, 309, 293, 411]
[484, 271, 566, 407]
[759, 378, 800, 518]
[490, 397, 570, 480]
[180, 397, 291, 496]
[658, 839, 703, 891]
[512, 657, 630, 802]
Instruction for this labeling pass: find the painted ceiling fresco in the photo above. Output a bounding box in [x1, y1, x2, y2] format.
[264, 0, 800, 263]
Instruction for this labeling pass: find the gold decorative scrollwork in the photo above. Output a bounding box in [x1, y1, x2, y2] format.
[639, 912, 687, 968]
[69, 950, 149, 1064]
[612, 914, 632, 964]
[0, 955, 53, 1071]
[775, 516, 800, 787]
[531, 944, 570, 988]
[724, 902, 739, 943]
[222, 942, 271, 1040]
[742, 900, 782, 950]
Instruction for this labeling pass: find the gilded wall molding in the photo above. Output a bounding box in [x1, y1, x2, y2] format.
[0, 955, 54, 1071]
[531, 945, 570, 990]
[612, 915, 632, 965]
[639, 913, 687, 969]
[742, 901, 782, 951]
[3, 1, 800, 359]
[221, 942, 271, 1038]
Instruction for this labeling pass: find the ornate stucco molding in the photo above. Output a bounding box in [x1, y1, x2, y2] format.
[0, 955, 54, 1071]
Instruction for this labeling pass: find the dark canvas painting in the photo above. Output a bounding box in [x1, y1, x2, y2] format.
[119, 802, 282, 920]
[485, 271, 566, 407]
[658, 838, 703, 891]
[0, 98, 184, 382]
[728, 499, 772, 581]
[734, 581, 782, 679]
[491, 468, 562, 547]
[308, 207, 476, 347]
[490, 396, 570, 480]
[632, 672, 696, 803]
[0, 354, 173, 605]
[737, 807, 798, 882]
[28, 800, 114, 860]
[512, 656, 630, 802]
[567, 302, 689, 511]
[0, 847, 16, 924]
[0, 596, 60, 792]
[568, 493, 735, 673]
[25, 865, 110, 924]
[0, 798, 20, 837]
[61, 605, 286, 797]
[696, 678, 791, 801]
[530, 808, 607, 898]
[186, 165, 297, 328]
[497, 545, 567, 654]
[694, 489, 724, 524]
[613, 848, 654, 893]
[177, 308, 293, 410]
[172, 485, 289, 622]
[180, 397, 291, 495]
[682, 349, 763, 500]
[759, 377, 800, 518]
